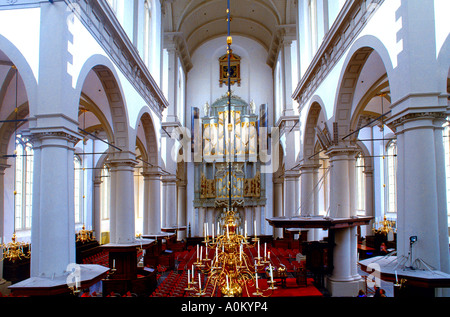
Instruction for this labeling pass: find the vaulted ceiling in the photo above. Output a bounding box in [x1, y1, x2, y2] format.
[163, 0, 297, 69]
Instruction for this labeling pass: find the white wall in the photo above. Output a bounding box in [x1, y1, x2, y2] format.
[186, 35, 273, 129]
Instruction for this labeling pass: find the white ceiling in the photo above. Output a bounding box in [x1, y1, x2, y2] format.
[164, 0, 296, 57]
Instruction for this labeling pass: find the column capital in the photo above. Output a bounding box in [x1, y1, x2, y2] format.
[23, 129, 81, 148]
[389, 111, 447, 129]
[161, 174, 178, 183]
[325, 144, 359, 159]
[284, 169, 300, 179]
[299, 163, 321, 171]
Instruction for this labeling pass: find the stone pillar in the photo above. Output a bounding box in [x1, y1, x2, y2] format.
[273, 179, 284, 239]
[107, 153, 138, 244]
[0, 163, 10, 283]
[28, 130, 80, 278]
[283, 170, 300, 218]
[392, 112, 449, 275]
[363, 168, 375, 237]
[197, 207, 205, 237]
[300, 163, 321, 240]
[162, 174, 178, 231]
[92, 176, 102, 244]
[142, 171, 161, 235]
[177, 181, 187, 240]
[325, 144, 362, 296]
[163, 37, 179, 124]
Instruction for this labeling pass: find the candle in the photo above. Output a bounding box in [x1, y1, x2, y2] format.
[254, 220, 257, 237]
[264, 243, 267, 258]
[395, 270, 398, 284]
[198, 273, 201, 290]
[200, 246, 203, 261]
[188, 269, 190, 284]
[257, 240, 260, 258]
[197, 244, 199, 259]
[212, 223, 215, 240]
[255, 261, 259, 289]
[113, 259, 115, 268]
[270, 264, 274, 283]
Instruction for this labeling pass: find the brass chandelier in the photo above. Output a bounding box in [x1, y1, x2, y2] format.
[1, 233, 30, 263]
[185, 1, 276, 297]
[185, 208, 276, 297]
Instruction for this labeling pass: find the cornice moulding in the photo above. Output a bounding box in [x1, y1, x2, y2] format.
[65, 0, 169, 118]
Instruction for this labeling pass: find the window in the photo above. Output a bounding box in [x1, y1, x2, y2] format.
[308, 0, 318, 55]
[74, 155, 83, 224]
[14, 135, 33, 231]
[101, 165, 110, 220]
[143, 0, 152, 67]
[356, 154, 365, 213]
[385, 140, 397, 214]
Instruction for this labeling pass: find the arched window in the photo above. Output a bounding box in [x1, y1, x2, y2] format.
[74, 155, 83, 224]
[385, 140, 397, 214]
[14, 135, 33, 231]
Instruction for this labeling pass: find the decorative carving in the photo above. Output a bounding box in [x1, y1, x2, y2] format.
[200, 172, 216, 199]
[219, 51, 241, 87]
[244, 171, 261, 198]
[390, 111, 447, 127]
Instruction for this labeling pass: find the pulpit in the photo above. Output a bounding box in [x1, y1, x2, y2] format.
[101, 239, 157, 296]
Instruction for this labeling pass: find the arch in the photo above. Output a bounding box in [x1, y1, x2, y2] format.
[302, 96, 328, 164]
[333, 35, 394, 140]
[75, 54, 131, 152]
[134, 107, 161, 170]
[0, 102, 29, 165]
[0, 35, 37, 117]
[437, 34, 450, 96]
[79, 93, 114, 145]
[349, 74, 391, 140]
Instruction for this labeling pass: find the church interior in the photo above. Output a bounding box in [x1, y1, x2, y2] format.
[0, 0, 449, 300]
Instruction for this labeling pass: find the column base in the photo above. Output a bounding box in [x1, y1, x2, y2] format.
[326, 277, 365, 297]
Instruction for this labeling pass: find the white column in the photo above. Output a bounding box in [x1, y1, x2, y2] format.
[325, 145, 361, 296]
[92, 176, 102, 243]
[197, 207, 205, 237]
[393, 113, 449, 274]
[363, 168, 374, 237]
[108, 154, 138, 244]
[273, 180, 284, 238]
[162, 175, 178, 230]
[0, 163, 10, 282]
[28, 131, 79, 278]
[142, 171, 161, 235]
[164, 40, 179, 123]
[300, 164, 321, 240]
[177, 182, 187, 240]
[283, 170, 300, 218]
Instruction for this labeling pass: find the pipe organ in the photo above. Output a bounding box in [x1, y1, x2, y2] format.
[192, 94, 267, 236]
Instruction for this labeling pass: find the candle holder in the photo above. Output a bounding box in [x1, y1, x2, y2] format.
[267, 280, 278, 290]
[252, 286, 263, 296]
